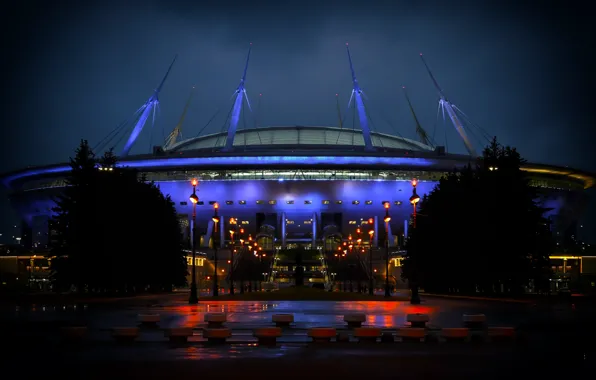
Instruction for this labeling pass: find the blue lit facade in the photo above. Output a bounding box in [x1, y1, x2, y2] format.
[1, 126, 592, 250]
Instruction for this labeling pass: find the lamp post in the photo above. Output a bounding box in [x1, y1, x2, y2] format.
[383, 202, 391, 298]
[368, 229, 374, 295]
[239, 231, 245, 294]
[229, 217, 237, 296]
[409, 178, 421, 304]
[188, 179, 199, 304]
[212, 203, 220, 297]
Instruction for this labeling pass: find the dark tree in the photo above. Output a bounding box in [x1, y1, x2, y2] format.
[50, 141, 187, 294]
[402, 137, 553, 295]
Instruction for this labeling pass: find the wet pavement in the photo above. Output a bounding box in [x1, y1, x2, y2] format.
[4, 295, 593, 378]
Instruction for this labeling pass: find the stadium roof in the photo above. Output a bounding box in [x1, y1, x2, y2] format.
[168, 126, 434, 153]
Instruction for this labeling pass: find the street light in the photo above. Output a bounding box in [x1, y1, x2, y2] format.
[188, 179, 199, 304]
[410, 179, 421, 228]
[409, 178, 421, 304]
[212, 203, 220, 297]
[368, 229, 374, 295]
[229, 219, 237, 296]
[383, 202, 391, 298]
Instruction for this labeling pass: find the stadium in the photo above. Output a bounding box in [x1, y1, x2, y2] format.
[1, 45, 594, 292]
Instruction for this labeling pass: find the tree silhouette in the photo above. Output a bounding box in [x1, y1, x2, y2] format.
[50, 140, 186, 294]
[402, 137, 553, 295]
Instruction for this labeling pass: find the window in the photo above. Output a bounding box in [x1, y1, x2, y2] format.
[365, 200, 373, 205]
[394, 201, 402, 206]
[349, 221, 357, 225]
[304, 200, 312, 204]
[322, 200, 330, 205]
[197, 201, 204, 205]
[239, 200, 246, 205]
[286, 220, 295, 224]
[256, 200, 265, 204]
[352, 201, 360, 205]
[269, 200, 277, 205]
[241, 221, 250, 225]
[226, 201, 233, 205]
[180, 201, 188, 206]
[336, 200, 343, 204]
[286, 200, 294, 204]
[208, 201, 217, 205]
[361, 221, 369, 224]
[304, 220, 312, 224]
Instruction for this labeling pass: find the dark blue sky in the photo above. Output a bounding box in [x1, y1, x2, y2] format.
[1, 0, 595, 241]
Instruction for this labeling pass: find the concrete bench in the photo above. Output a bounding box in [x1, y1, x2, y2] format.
[353, 327, 382, 343]
[138, 314, 160, 327]
[406, 313, 430, 328]
[462, 314, 486, 329]
[441, 328, 469, 342]
[397, 328, 425, 342]
[488, 327, 515, 342]
[112, 327, 140, 343]
[308, 328, 337, 343]
[60, 326, 87, 343]
[344, 313, 366, 328]
[253, 327, 283, 345]
[203, 328, 231, 343]
[272, 314, 294, 327]
[204, 313, 227, 328]
[165, 327, 194, 343]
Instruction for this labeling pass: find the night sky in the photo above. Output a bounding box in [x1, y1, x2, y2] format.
[1, 0, 595, 242]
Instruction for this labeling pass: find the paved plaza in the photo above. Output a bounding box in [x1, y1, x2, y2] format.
[3, 294, 593, 378]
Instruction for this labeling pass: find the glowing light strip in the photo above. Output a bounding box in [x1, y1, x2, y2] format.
[2, 155, 435, 186]
[521, 167, 595, 189]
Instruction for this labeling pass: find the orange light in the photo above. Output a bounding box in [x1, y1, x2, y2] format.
[374, 269, 377, 273]
[229, 230, 235, 235]
[227, 260, 231, 264]
[368, 230, 374, 236]
[368, 218, 374, 224]
[334, 253, 338, 257]
[337, 247, 342, 251]
[239, 239, 244, 244]
[212, 216, 219, 223]
[357, 238, 362, 243]
[221, 269, 225, 272]
[207, 276, 211, 280]
[240, 228, 245, 234]
[262, 253, 266, 257]
[343, 242, 347, 246]
[356, 228, 361, 234]
[248, 235, 252, 241]
[384, 216, 391, 223]
[189, 193, 199, 204]
[412, 178, 418, 187]
[213, 202, 219, 209]
[348, 234, 352, 241]
[229, 217, 236, 224]
[254, 242, 258, 247]
[384, 202, 390, 209]
[191, 178, 198, 187]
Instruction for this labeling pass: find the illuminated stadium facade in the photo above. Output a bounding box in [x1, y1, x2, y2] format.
[1, 45, 594, 289]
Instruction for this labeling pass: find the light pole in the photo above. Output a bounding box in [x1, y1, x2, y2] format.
[188, 179, 199, 304]
[229, 218, 237, 296]
[368, 229, 374, 295]
[212, 203, 220, 297]
[409, 179, 421, 304]
[239, 229, 245, 294]
[383, 202, 391, 298]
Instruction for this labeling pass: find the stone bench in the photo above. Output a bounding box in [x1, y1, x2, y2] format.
[204, 313, 227, 328]
[203, 328, 231, 343]
[138, 314, 160, 327]
[272, 314, 294, 327]
[488, 327, 515, 342]
[253, 327, 283, 345]
[397, 328, 425, 342]
[112, 327, 140, 343]
[441, 328, 469, 342]
[344, 313, 366, 328]
[406, 313, 430, 328]
[165, 327, 194, 343]
[353, 327, 382, 343]
[308, 328, 337, 343]
[462, 314, 486, 329]
[60, 326, 87, 343]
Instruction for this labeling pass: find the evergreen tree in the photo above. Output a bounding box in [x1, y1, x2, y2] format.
[50, 141, 187, 294]
[402, 138, 553, 295]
